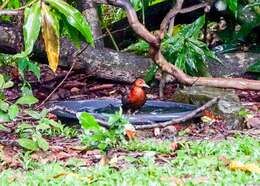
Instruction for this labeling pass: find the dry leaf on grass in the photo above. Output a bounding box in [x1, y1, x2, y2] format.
[219, 156, 260, 174]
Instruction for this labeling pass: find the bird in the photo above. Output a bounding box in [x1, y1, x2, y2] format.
[121, 78, 150, 114]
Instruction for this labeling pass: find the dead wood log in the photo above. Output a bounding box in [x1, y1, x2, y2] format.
[95, 0, 260, 90]
[0, 24, 152, 83]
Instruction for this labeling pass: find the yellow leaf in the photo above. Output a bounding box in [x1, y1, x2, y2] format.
[229, 160, 260, 174]
[41, 3, 60, 72]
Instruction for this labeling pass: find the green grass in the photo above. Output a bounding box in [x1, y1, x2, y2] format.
[0, 135, 259, 185]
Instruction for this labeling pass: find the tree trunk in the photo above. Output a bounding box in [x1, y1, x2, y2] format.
[77, 0, 104, 48]
[0, 25, 152, 83]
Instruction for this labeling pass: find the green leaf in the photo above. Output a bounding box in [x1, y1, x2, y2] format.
[78, 112, 101, 131]
[184, 15, 205, 38]
[123, 40, 150, 55]
[28, 61, 41, 80]
[0, 74, 5, 88]
[144, 65, 158, 83]
[36, 123, 51, 131]
[247, 60, 260, 73]
[25, 110, 42, 120]
[0, 111, 10, 123]
[0, 100, 9, 112]
[17, 138, 39, 151]
[8, 104, 19, 120]
[175, 49, 186, 72]
[225, 0, 238, 17]
[16, 96, 39, 106]
[33, 133, 49, 151]
[61, 16, 83, 48]
[21, 84, 33, 96]
[3, 81, 14, 89]
[46, 0, 94, 46]
[17, 58, 28, 78]
[15, 2, 41, 58]
[17, 123, 34, 131]
[0, 124, 10, 132]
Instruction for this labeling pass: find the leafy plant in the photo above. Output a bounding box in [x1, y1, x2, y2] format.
[79, 109, 129, 151]
[1, 0, 94, 72]
[124, 16, 221, 82]
[0, 74, 39, 122]
[162, 16, 221, 76]
[16, 109, 77, 151]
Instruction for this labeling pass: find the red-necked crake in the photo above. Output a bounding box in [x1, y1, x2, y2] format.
[122, 78, 150, 114]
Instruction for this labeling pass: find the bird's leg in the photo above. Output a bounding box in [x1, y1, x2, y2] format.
[132, 110, 139, 115]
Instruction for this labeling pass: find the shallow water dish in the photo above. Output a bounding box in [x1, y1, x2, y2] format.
[48, 99, 197, 125]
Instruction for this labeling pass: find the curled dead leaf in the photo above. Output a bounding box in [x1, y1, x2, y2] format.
[41, 3, 60, 72]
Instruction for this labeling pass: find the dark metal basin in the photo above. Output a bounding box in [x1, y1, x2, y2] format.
[48, 99, 197, 124]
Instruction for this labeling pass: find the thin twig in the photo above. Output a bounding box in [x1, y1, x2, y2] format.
[16, 0, 38, 10]
[94, 26, 129, 41]
[105, 27, 120, 51]
[0, 9, 22, 16]
[0, 0, 38, 16]
[135, 97, 219, 129]
[37, 45, 89, 108]
[179, 2, 208, 14]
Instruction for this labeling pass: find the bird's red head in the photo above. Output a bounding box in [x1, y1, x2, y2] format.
[134, 78, 150, 88]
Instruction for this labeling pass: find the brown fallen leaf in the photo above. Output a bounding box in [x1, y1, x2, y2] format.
[170, 141, 178, 151]
[99, 155, 110, 166]
[124, 124, 136, 139]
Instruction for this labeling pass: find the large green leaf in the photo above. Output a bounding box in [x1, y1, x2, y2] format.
[0, 100, 9, 112]
[8, 104, 19, 120]
[183, 15, 205, 38]
[17, 138, 38, 151]
[225, 0, 238, 17]
[16, 95, 39, 106]
[0, 111, 10, 123]
[78, 112, 101, 131]
[46, 0, 94, 46]
[33, 133, 49, 151]
[15, 1, 41, 58]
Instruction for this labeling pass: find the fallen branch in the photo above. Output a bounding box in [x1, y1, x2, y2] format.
[135, 97, 219, 129]
[93, 0, 260, 90]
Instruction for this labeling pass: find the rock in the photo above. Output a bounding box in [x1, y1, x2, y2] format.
[247, 117, 260, 129]
[208, 52, 260, 77]
[70, 87, 80, 94]
[172, 86, 243, 129]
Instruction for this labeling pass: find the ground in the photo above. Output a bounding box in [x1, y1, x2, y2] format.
[0, 65, 259, 185]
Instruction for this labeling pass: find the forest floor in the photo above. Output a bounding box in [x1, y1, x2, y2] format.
[0, 65, 259, 185]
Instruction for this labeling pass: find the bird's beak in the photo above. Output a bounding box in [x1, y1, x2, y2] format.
[142, 83, 150, 88]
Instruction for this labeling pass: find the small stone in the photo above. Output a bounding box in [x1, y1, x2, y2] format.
[161, 126, 177, 136]
[70, 87, 80, 94]
[173, 86, 243, 129]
